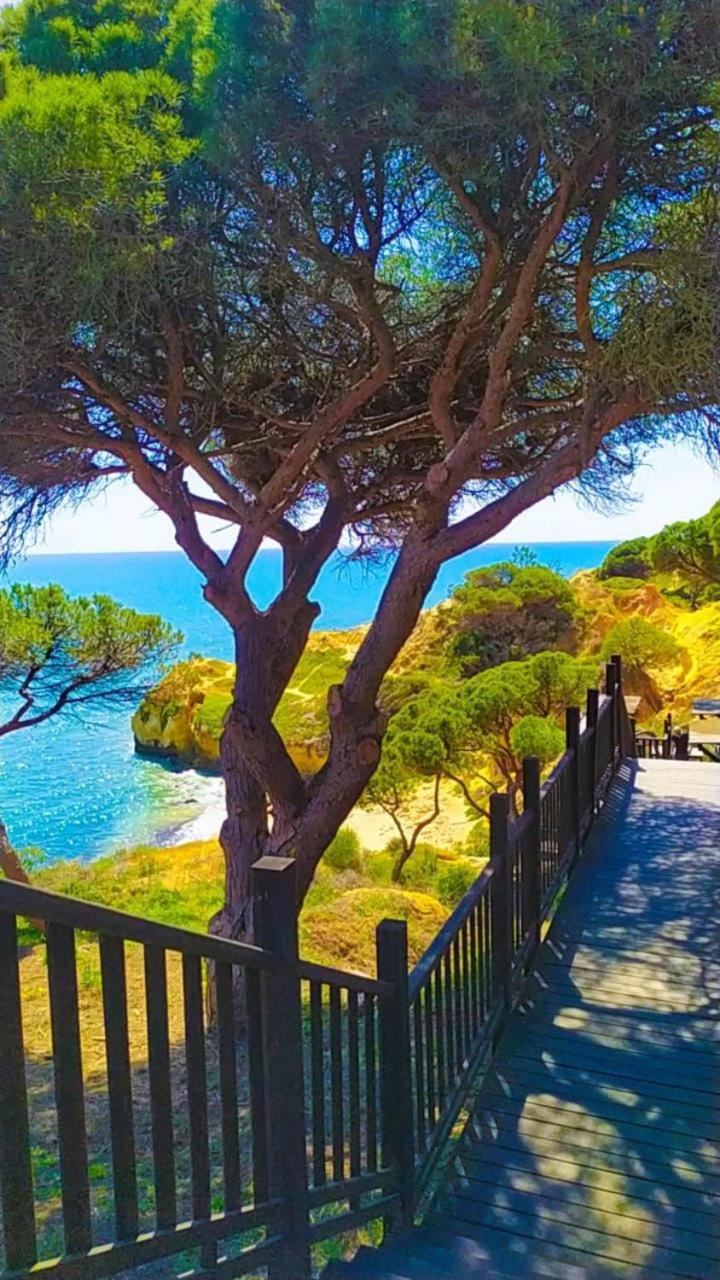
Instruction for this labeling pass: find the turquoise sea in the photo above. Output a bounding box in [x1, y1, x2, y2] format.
[0, 541, 614, 862]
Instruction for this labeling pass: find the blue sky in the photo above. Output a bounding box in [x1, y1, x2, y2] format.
[28, 439, 718, 554]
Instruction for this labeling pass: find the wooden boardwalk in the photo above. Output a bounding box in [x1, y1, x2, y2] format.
[329, 758, 720, 1278]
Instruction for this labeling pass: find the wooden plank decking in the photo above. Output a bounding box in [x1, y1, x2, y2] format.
[328, 758, 720, 1278]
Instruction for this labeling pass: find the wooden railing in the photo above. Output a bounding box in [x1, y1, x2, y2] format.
[0, 658, 632, 1280]
[403, 655, 631, 1201]
[0, 863, 399, 1280]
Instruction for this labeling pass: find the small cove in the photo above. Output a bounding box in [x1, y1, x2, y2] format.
[0, 541, 614, 861]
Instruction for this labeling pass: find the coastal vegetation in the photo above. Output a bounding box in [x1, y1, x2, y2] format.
[0, 583, 179, 887]
[131, 497, 720, 950]
[600, 500, 720, 608]
[0, 0, 718, 947]
[15, 509, 720, 972]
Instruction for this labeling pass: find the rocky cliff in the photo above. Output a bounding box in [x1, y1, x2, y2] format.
[134, 577, 720, 769]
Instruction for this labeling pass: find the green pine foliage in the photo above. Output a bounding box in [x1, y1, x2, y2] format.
[598, 500, 720, 607]
[0, 583, 181, 732]
[443, 562, 582, 676]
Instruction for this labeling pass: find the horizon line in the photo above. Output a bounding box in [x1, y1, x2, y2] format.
[18, 537, 619, 559]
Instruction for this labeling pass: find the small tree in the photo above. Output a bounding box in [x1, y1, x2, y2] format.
[0, 583, 180, 883]
[601, 618, 677, 669]
[444, 562, 581, 677]
[650, 517, 720, 607]
[0, 1, 718, 940]
[364, 699, 465, 881]
[458, 652, 596, 810]
[598, 538, 651, 582]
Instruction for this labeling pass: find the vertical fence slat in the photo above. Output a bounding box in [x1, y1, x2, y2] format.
[183, 954, 211, 1230]
[443, 950, 455, 1086]
[46, 922, 92, 1256]
[364, 995, 377, 1173]
[99, 934, 138, 1241]
[468, 905, 479, 1037]
[251, 857, 310, 1280]
[423, 981, 436, 1134]
[215, 961, 242, 1213]
[377, 920, 414, 1220]
[521, 758, 541, 953]
[461, 922, 471, 1061]
[329, 984, 344, 1182]
[0, 913, 37, 1270]
[310, 980, 327, 1187]
[452, 935, 463, 1069]
[566, 708, 581, 867]
[412, 996, 426, 1153]
[348, 991, 361, 1180]
[143, 944, 177, 1229]
[433, 963, 445, 1106]
[246, 966, 268, 1204]
[587, 687, 600, 808]
[490, 794, 512, 1014]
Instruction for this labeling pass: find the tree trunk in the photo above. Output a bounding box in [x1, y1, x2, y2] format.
[213, 718, 269, 945]
[210, 605, 317, 946]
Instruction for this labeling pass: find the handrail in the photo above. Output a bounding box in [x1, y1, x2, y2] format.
[408, 863, 495, 1002]
[296, 957, 393, 997]
[0, 877, 281, 970]
[541, 745, 573, 791]
[0, 656, 632, 1280]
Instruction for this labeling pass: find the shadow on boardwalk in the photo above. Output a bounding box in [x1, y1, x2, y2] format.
[442, 759, 720, 1278]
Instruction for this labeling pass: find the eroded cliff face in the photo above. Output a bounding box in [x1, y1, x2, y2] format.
[133, 577, 720, 770]
[574, 574, 720, 725]
[132, 634, 361, 773]
[132, 658, 228, 768]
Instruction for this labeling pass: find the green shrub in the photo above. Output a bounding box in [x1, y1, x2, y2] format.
[598, 537, 650, 580]
[324, 826, 363, 873]
[463, 822, 490, 860]
[601, 617, 679, 670]
[397, 843, 440, 889]
[363, 851, 394, 885]
[436, 861, 480, 907]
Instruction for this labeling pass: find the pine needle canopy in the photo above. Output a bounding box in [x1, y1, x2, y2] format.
[0, 0, 718, 575]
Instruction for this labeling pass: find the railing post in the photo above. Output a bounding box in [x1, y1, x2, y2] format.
[376, 919, 414, 1224]
[251, 857, 311, 1280]
[611, 653, 624, 762]
[612, 652, 623, 693]
[605, 660, 617, 760]
[566, 706, 581, 864]
[521, 758, 541, 956]
[490, 792, 512, 1015]
[586, 687, 600, 812]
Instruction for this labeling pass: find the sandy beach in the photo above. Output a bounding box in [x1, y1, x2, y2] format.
[167, 772, 477, 853]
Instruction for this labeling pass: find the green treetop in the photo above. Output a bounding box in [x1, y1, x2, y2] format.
[649, 510, 720, 607]
[458, 652, 597, 809]
[598, 538, 651, 582]
[367, 650, 597, 874]
[444, 561, 582, 676]
[601, 617, 678, 683]
[0, 582, 180, 885]
[0, 583, 181, 735]
[0, 0, 717, 937]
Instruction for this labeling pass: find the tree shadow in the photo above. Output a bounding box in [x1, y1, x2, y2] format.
[445, 760, 720, 1276]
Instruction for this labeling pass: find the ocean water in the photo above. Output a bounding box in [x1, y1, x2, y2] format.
[0, 541, 614, 862]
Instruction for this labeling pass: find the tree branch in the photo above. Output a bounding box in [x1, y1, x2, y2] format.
[432, 390, 645, 562]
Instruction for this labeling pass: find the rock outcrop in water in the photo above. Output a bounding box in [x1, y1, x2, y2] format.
[133, 633, 364, 773]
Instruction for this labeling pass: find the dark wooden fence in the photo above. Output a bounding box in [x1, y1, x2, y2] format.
[0, 658, 632, 1280]
[403, 655, 632, 1200]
